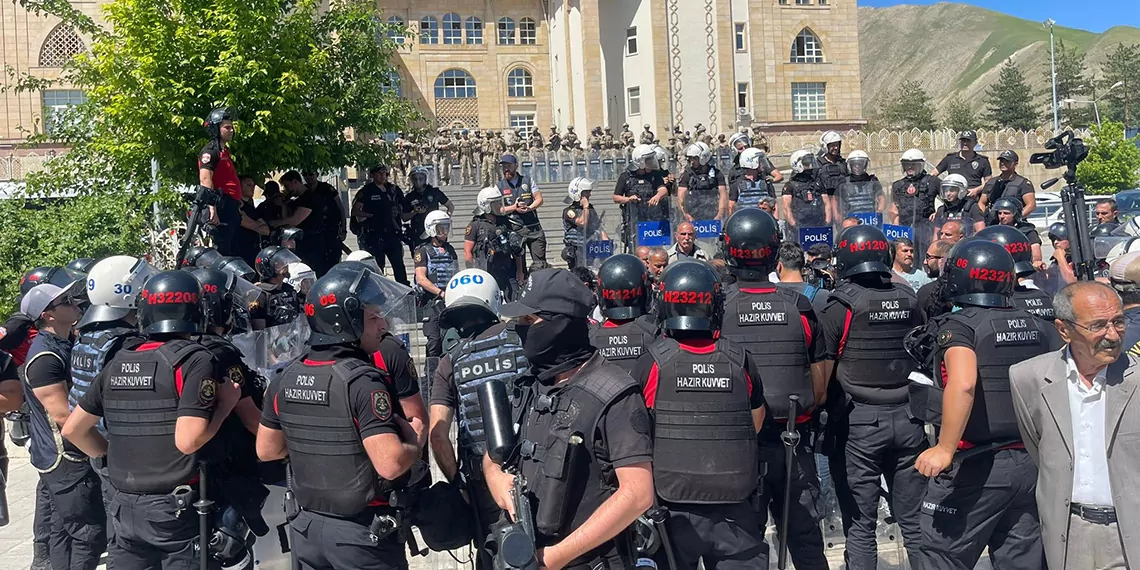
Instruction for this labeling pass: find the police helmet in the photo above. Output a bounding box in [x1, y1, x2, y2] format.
[847, 150, 870, 176]
[722, 208, 781, 277]
[475, 186, 504, 216]
[631, 144, 658, 171]
[212, 256, 257, 282]
[940, 174, 968, 203]
[684, 143, 712, 167]
[19, 266, 73, 296]
[901, 148, 926, 175]
[567, 177, 594, 203]
[939, 239, 1015, 308]
[652, 145, 668, 167]
[834, 225, 892, 279]
[439, 269, 501, 330]
[790, 149, 815, 175]
[657, 260, 722, 332]
[284, 262, 317, 295]
[1091, 222, 1120, 238]
[183, 246, 223, 270]
[345, 250, 382, 274]
[992, 198, 1024, 223]
[137, 270, 206, 335]
[728, 132, 751, 150]
[305, 265, 412, 346]
[820, 130, 843, 148]
[410, 165, 430, 186]
[975, 225, 1036, 277]
[278, 227, 303, 247]
[191, 268, 238, 329]
[255, 246, 303, 282]
[422, 210, 453, 241]
[597, 254, 650, 320]
[1047, 221, 1069, 242]
[204, 107, 234, 140]
[81, 256, 161, 328]
[66, 258, 96, 278]
[739, 148, 765, 171]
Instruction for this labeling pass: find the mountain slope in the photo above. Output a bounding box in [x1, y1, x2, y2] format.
[858, 3, 1140, 123]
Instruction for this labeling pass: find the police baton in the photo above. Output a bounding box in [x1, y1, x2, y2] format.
[0, 464, 9, 527]
[778, 395, 801, 570]
[194, 462, 214, 570]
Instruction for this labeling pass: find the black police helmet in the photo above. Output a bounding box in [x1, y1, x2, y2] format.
[939, 239, 1015, 309]
[19, 266, 72, 296]
[975, 225, 1036, 277]
[721, 208, 780, 278]
[992, 197, 1024, 223]
[1048, 221, 1069, 242]
[255, 245, 302, 282]
[834, 225, 892, 279]
[1091, 222, 1120, 238]
[138, 270, 206, 335]
[657, 260, 722, 332]
[212, 256, 257, 282]
[66, 258, 96, 278]
[183, 246, 222, 269]
[204, 107, 233, 139]
[596, 254, 649, 320]
[305, 265, 393, 345]
[191, 268, 236, 329]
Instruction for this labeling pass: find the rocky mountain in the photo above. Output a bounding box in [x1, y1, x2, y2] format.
[858, 2, 1140, 123]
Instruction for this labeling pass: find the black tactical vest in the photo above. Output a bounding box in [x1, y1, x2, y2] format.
[199, 334, 263, 476]
[936, 308, 1051, 445]
[451, 324, 528, 458]
[893, 174, 938, 224]
[839, 176, 879, 215]
[829, 282, 922, 404]
[786, 176, 826, 225]
[23, 332, 84, 472]
[260, 283, 300, 327]
[646, 337, 757, 504]
[720, 284, 814, 419]
[277, 357, 387, 517]
[733, 177, 769, 210]
[517, 354, 639, 539]
[418, 243, 458, 296]
[686, 167, 721, 220]
[589, 316, 658, 374]
[1012, 287, 1055, 323]
[498, 175, 540, 227]
[102, 340, 213, 493]
[815, 156, 848, 193]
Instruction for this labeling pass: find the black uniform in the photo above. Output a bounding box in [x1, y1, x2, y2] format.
[263, 344, 408, 570]
[729, 173, 776, 211]
[588, 315, 658, 374]
[918, 307, 1060, 570]
[292, 187, 332, 275]
[310, 180, 346, 272]
[981, 174, 1034, 212]
[464, 215, 523, 301]
[561, 202, 604, 269]
[783, 172, 827, 231]
[236, 198, 265, 266]
[78, 338, 223, 569]
[933, 200, 984, 236]
[820, 278, 928, 570]
[891, 172, 940, 263]
[1011, 286, 1055, 324]
[935, 152, 992, 190]
[720, 280, 829, 569]
[613, 170, 668, 251]
[0, 352, 16, 480]
[836, 174, 883, 219]
[632, 337, 767, 569]
[251, 282, 302, 328]
[814, 153, 849, 201]
[413, 241, 459, 364]
[402, 186, 450, 251]
[679, 165, 725, 221]
[370, 333, 423, 418]
[24, 331, 107, 570]
[497, 173, 548, 269]
[353, 180, 408, 285]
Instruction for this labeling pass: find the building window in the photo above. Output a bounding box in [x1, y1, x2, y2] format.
[442, 12, 462, 45]
[420, 17, 439, 45]
[498, 17, 516, 45]
[466, 17, 483, 44]
[381, 70, 401, 97]
[819, 0, 828, 4]
[790, 28, 824, 63]
[779, 0, 788, 4]
[791, 82, 826, 121]
[510, 113, 536, 137]
[434, 69, 477, 98]
[795, 0, 811, 5]
[42, 89, 86, 133]
[737, 83, 749, 109]
[626, 27, 638, 55]
[39, 23, 86, 67]
[628, 86, 641, 115]
[507, 68, 534, 98]
[519, 18, 537, 45]
[734, 23, 747, 52]
[386, 16, 406, 44]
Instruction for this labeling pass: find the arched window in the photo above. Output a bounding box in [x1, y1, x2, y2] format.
[386, 16, 405, 44]
[38, 23, 86, 67]
[420, 16, 439, 45]
[790, 28, 823, 63]
[442, 12, 462, 44]
[381, 70, 401, 97]
[497, 17, 516, 45]
[434, 69, 477, 98]
[507, 68, 533, 97]
[519, 18, 537, 45]
[465, 17, 483, 44]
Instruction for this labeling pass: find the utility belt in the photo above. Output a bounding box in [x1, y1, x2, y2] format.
[119, 484, 199, 515]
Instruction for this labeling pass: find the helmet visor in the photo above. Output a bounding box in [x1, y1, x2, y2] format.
[272, 250, 304, 277]
[231, 276, 263, 315]
[799, 153, 816, 171]
[194, 249, 225, 269]
[354, 271, 415, 330]
[848, 157, 868, 176]
[215, 257, 256, 281]
[939, 182, 964, 202]
[635, 153, 658, 170]
[902, 160, 924, 175]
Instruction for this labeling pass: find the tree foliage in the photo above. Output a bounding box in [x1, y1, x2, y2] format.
[876, 80, 937, 131]
[984, 58, 1039, 130]
[1076, 121, 1140, 195]
[1099, 43, 1140, 127]
[941, 96, 977, 133]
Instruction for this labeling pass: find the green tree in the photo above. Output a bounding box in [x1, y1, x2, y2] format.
[941, 95, 977, 133]
[1076, 121, 1140, 195]
[984, 58, 1039, 130]
[1045, 39, 1092, 129]
[876, 80, 938, 131]
[1099, 42, 1140, 127]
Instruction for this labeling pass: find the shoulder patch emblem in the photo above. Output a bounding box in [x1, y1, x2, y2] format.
[371, 390, 392, 421]
[938, 329, 953, 347]
[414, 251, 423, 263]
[199, 377, 217, 406]
[201, 153, 212, 164]
[465, 225, 473, 237]
[227, 365, 244, 386]
[567, 209, 577, 218]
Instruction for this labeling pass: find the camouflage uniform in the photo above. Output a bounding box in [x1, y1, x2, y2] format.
[393, 132, 409, 175]
[546, 125, 561, 152]
[620, 124, 635, 149]
[528, 129, 544, 151]
[639, 124, 655, 145]
[563, 126, 580, 150]
[602, 128, 616, 150]
[458, 131, 474, 185]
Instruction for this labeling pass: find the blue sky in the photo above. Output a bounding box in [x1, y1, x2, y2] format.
[859, 1, 1139, 33]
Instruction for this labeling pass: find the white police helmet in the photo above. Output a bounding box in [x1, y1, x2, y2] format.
[475, 186, 504, 216]
[439, 269, 502, 328]
[728, 132, 751, 150]
[421, 210, 452, 240]
[346, 250, 381, 273]
[631, 144, 658, 170]
[790, 149, 816, 175]
[901, 148, 926, 174]
[739, 148, 765, 171]
[284, 262, 316, 295]
[940, 174, 969, 202]
[652, 145, 668, 167]
[820, 130, 843, 147]
[567, 177, 595, 203]
[847, 150, 870, 176]
[685, 143, 713, 166]
[81, 256, 160, 328]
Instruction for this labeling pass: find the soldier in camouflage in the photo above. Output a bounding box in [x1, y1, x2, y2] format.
[546, 125, 561, 152]
[563, 125, 580, 150]
[458, 130, 475, 185]
[602, 127, 615, 150]
[639, 123, 655, 145]
[620, 123, 635, 148]
[528, 128, 544, 151]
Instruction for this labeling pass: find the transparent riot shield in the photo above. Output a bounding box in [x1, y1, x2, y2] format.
[614, 150, 629, 176]
[588, 150, 602, 180]
[680, 175, 724, 255]
[560, 151, 575, 184]
[230, 317, 312, 388]
[565, 210, 612, 271]
[547, 150, 560, 183]
[520, 157, 535, 183]
[692, 218, 722, 259]
[450, 162, 461, 187]
[836, 178, 886, 231]
[889, 207, 935, 266]
[574, 150, 588, 179]
[601, 151, 616, 181]
[629, 201, 672, 254]
[426, 164, 440, 188]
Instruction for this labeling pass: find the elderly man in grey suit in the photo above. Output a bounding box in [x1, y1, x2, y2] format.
[1010, 281, 1140, 570]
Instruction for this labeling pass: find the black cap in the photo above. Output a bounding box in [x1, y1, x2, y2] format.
[958, 130, 977, 141]
[998, 150, 1019, 162]
[500, 269, 595, 319]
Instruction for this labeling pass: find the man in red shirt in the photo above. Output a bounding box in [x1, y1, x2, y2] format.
[198, 108, 242, 256]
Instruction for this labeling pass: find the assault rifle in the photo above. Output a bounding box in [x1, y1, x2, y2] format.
[479, 379, 539, 570]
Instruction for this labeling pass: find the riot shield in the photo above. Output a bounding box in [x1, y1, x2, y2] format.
[564, 210, 613, 271]
[588, 150, 602, 180]
[889, 207, 934, 266]
[613, 150, 629, 176]
[573, 150, 588, 179]
[230, 318, 312, 387]
[547, 150, 560, 183]
[629, 202, 672, 254]
[680, 177, 723, 255]
[601, 151, 616, 181]
[560, 150, 574, 184]
[836, 178, 886, 231]
[520, 156, 535, 184]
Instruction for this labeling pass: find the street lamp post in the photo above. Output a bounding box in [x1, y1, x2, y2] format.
[1045, 19, 1059, 132]
[1062, 99, 1101, 127]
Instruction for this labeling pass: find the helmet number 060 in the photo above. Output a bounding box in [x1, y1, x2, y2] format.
[449, 274, 485, 289]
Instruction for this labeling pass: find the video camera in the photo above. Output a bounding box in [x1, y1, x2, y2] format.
[1031, 131, 1096, 281]
[1030, 131, 1089, 172]
[806, 258, 836, 291]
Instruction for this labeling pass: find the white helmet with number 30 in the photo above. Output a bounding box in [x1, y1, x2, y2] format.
[81, 255, 160, 328]
[739, 148, 765, 171]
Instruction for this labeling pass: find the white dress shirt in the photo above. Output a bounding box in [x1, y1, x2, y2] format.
[1065, 348, 1115, 507]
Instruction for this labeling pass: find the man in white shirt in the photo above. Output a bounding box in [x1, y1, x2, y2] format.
[666, 221, 711, 262]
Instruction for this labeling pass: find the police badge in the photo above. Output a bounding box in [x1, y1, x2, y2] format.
[938, 329, 953, 347]
[372, 390, 392, 421]
[227, 365, 244, 386]
[200, 378, 217, 406]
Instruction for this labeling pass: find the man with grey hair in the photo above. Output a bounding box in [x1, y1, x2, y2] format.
[1010, 281, 1140, 569]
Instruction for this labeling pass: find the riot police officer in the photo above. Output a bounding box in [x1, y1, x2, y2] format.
[427, 269, 529, 569]
[729, 148, 776, 213]
[912, 239, 1060, 569]
[889, 149, 939, 229]
[820, 225, 927, 569]
[251, 245, 304, 329]
[976, 225, 1056, 323]
[562, 177, 609, 269]
[629, 260, 767, 568]
[255, 265, 423, 570]
[63, 270, 242, 569]
[497, 154, 549, 270]
[589, 254, 657, 373]
[678, 142, 727, 223]
[835, 150, 884, 223]
[932, 174, 985, 241]
[464, 186, 525, 301]
[485, 269, 655, 570]
[816, 131, 849, 223]
[197, 108, 243, 255]
[351, 164, 409, 285]
[414, 210, 460, 370]
[718, 208, 829, 569]
[613, 145, 669, 252]
[782, 150, 829, 232]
